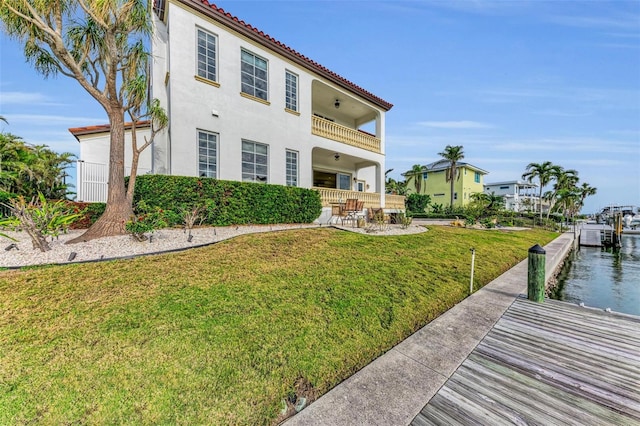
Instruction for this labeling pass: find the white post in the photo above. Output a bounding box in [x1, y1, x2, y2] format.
[470, 247, 476, 295]
[76, 160, 83, 202]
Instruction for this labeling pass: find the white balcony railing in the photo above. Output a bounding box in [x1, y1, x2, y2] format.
[314, 187, 405, 210]
[312, 116, 381, 153]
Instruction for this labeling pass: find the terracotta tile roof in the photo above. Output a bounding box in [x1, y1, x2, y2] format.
[68, 121, 151, 140]
[173, 0, 393, 111]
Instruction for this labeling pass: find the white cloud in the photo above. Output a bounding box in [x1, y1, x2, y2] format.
[532, 109, 592, 117]
[0, 91, 65, 106]
[547, 14, 640, 31]
[417, 120, 494, 129]
[3, 113, 107, 126]
[491, 137, 639, 155]
[476, 87, 640, 108]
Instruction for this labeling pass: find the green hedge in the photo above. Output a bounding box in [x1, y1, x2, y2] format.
[131, 175, 322, 226]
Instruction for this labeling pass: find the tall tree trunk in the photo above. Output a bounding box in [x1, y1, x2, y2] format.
[67, 108, 133, 243]
[539, 187, 544, 219]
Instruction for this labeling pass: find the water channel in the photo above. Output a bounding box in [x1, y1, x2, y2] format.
[550, 234, 640, 316]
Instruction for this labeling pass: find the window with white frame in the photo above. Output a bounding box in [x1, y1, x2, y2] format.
[285, 71, 298, 111]
[242, 140, 268, 183]
[286, 150, 298, 187]
[338, 173, 351, 190]
[198, 130, 218, 177]
[196, 29, 217, 82]
[241, 49, 268, 100]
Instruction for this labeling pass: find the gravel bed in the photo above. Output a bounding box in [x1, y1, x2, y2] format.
[0, 223, 427, 268]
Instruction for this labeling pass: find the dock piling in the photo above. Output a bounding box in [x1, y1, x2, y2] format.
[527, 244, 546, 302]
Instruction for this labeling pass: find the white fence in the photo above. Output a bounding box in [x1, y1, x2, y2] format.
[76, 160, 151, 202]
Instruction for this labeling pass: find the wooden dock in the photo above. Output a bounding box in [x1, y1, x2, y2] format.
[412, 298, 640, 425]
[580, 228, 603, 247]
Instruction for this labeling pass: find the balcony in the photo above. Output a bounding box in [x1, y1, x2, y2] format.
[312, 116, 381, 154]
[314, 188, 405, 210]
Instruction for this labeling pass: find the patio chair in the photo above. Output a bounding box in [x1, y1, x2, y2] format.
[342, 198, 359, 226]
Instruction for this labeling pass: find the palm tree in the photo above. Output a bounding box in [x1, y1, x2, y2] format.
[522, 161, 561, 218]
[404, 164, 425, 194]
[0, 132, 75, 199]
[546, 168, 579, 220]
[554, 188, 581, 220]
[438, 145, 464, 207]
[578, 182, 597, 212]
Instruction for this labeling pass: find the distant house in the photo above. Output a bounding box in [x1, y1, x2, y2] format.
[483, 180, 541, 213]
[404, 160, 488, 207]
[72, 0, 405, 219]
[484, 180, 549, 212]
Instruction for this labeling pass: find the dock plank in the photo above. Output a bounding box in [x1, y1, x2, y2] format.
[580, 229, 603, 247]
[412, 298, 640, 425]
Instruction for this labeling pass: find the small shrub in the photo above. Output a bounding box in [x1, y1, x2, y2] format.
[366, 209, 388, 233]
[0, 193, 83, 251]
[398, 213, 412, 229]
[126, 201, 168, 241]
[430, 203, 444, 214]
[405, 194, 431, 214]
[182, 205, 205, 241]
[126, 210, 167, 242]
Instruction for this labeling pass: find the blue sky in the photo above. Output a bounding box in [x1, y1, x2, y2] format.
[1, 0, 638, 213]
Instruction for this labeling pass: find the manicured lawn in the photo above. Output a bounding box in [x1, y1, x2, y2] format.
[0, 226, 556, 425]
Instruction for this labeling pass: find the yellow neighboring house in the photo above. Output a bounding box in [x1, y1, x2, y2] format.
[404, 160, 488, 207]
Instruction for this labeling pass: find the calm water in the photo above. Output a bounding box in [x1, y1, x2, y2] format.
[551, 234, 640, 316]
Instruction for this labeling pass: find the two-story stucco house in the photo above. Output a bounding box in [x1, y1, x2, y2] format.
[72, 0, 404, 220]
[404, 160, 488, 208]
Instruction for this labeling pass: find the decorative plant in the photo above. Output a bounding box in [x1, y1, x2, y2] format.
[0, 193, 83, 251]
[125, 201, 167, 242]
[182, 205, 205, 241]
[397, 213, 413, 229]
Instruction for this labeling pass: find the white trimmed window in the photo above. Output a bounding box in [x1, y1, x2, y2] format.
[198, 130, 218, 177]
[242, 140, 268, 183]
[196, 29, 217, 82]
[285, 71, 298, 111]
[338, 173, 351, 190]
[241, 49, 268, 100]
[286, 150, 298, 187]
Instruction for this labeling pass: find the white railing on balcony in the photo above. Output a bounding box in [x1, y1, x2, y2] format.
[312, 116, 381, 153]
[76, 160, 151, 203]
[314, 187, 405, 210]
[385, 194, 406, 210]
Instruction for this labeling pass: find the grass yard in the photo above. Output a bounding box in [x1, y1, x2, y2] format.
[0, 226, 556, 425]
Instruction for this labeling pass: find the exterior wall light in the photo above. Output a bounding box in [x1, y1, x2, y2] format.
[334, 99, 340, 109]
[334, 153, 340, 161]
